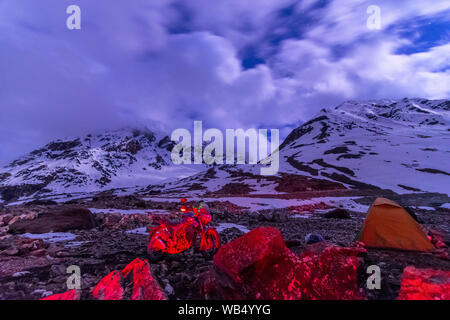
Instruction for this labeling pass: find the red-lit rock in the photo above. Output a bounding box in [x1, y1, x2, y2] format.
[211, 227, 366, 300]
[92, 258, 165, 300]
[92, 270, 124, 300]
[198, 269, 246, 300]
[213, 227, 299, 299]
[398, 266, 450, 300]
[121, 258, 166, 300]
[428, 228, 449, 249]
[9, 208, 95, 234]
[41, 289, 80, 300]
[296, 242, 366, 300]
[214, 227, 290, 284]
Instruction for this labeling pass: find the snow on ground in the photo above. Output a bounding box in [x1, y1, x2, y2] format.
[64, 241, 90, 248]
[216, 223, 250, 234]
[88, 208, 170, 215]
[415, 206, 436, 211]
[291, 213, 314, 219]
[21, 232, 77, 242]
[143, 196, 370, 213]
[125, 227, 148, 235]
[440, 203, 450, 209]
[4, 192, 93, 207]
[278, 99, 450, 195]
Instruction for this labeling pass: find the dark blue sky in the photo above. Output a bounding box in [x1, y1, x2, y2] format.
[0, 0, 449, 164]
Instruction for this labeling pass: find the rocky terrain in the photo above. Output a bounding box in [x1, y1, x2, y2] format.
[0, 98, 449, 300]
[0, 191, 448, 300]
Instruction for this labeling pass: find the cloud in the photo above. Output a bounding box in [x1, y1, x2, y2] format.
[0, 0, 449, 164]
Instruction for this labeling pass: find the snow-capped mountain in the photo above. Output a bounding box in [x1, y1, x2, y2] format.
[278, 98, 450, 194]
[145, 98, 450, 197]
[1, 98, 448, 202]
[0, 127, 203, 201]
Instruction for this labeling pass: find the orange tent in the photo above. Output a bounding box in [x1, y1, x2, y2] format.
[359, 198, 434, 252]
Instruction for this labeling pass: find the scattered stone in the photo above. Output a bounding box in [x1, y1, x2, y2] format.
[50, 264, 66, 276]
[93, 258, 166, 300]
[25, 199, 58, 206]
[428, 228, 449, 248]
[0, 234, 12, 241]
[164, 283, 175, 296]
[398, 266, 450, 300]
[15, 238, 48, 254]
[210, 227, 366, 300]
[29, 248, 47, 257]
[305, 232, 325, 244]
[12, 271, 31, 278]
[3, 248, 19, 256]
[324, 208, 351, 219]
[9, 208, 95, 234]
[0, 214, 13, 226]
[41, 291, 54, 298]
[41, 289, 80, 300]
[92, 270, 123, 300]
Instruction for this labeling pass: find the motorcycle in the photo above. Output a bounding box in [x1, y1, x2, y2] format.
[147, 199, 221, 262]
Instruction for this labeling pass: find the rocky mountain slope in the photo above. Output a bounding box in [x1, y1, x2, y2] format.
[0, 127, 203, 201]
[145, 98, 449, 197]
[278, 98, 450, 194]
[1, 98, 448, 203]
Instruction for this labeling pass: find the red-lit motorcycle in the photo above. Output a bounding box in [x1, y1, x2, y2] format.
[147, 199, 221, 262]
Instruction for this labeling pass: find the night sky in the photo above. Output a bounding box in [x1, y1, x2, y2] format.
[0, 0, 449, 164]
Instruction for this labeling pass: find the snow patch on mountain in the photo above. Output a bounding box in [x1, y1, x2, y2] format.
[0, 127, 205, 201]
[278, 98, 450, 195]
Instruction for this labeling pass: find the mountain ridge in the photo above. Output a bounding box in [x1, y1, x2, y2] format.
[1, 97, 449, 202]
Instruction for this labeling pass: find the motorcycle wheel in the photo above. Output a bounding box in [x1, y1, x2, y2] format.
[147, 237, 166, 262]
[148, 247, 165, 262]
[201, 230, 220, 258]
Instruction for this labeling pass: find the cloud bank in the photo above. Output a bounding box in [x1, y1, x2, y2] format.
[0, 0, 449, 163]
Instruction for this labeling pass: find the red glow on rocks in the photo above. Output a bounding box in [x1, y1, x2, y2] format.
[398, 266, 450, 300]
[121, 258, 166, 300]
[212, 227, 366, 300]
[147, 199, 220, 256]
[41, 289, 80, 300]
[45, 258, 166, 300]
[92, 270, 123, 300]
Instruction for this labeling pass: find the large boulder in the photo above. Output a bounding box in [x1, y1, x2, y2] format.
[324, 208, 351, 219]
[92, 270, 124, 300]
[295, 242, 366, 300]
[8, 208, 95, 234]
[212, 227, 300, 299]
[214, 227, 290, 284]
[93, 258, 166, 300]
[25, 199, 58, 206]
[121, 258, 166, 300]
[398, 266, 450, 300]
[428, 228, 450, 249]
[210, 227, 366, 300]
[305, 232, 325, 244]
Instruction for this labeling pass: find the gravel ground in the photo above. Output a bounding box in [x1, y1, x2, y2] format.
[0, 193, 449, 300]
